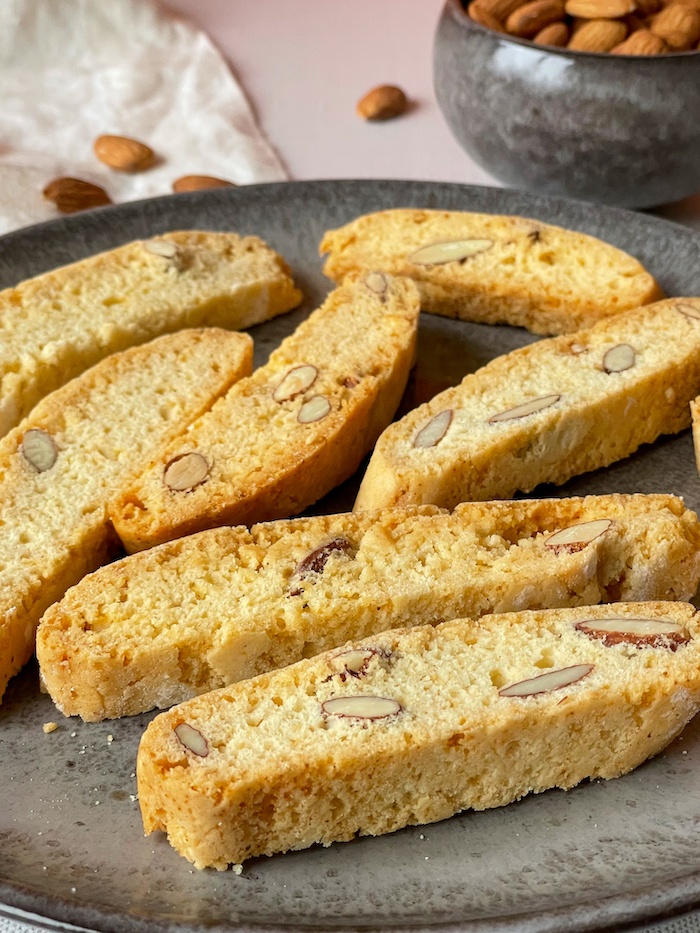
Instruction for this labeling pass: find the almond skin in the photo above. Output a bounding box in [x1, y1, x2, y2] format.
[356, 85, 408, 121]
[93, 134, 155, 173]
[568, 17, 628, 47]
[534, 20, 571, 41]
[469, 1, 509, 29]
[612, 26, 668, 48]
[650, 2, 700, 47]
[43, 177, 112, 214]
[565, 0, 635, 18]
[476, 0, 530, 19]
[506, 0, 566, 37]
[172, 175, 236, 193]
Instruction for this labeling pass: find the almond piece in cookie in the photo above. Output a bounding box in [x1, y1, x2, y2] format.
[110, 275, 420, 553]
[320, 209, 662, 336]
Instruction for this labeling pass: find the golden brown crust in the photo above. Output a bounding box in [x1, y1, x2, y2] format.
[0, 230, 301, 438]
[355, 299, 700, 512]
[137, 601, 700, 869]
[37, 493, 700, 721]
[0, 328, 252, 702]
[110, 275, 421, 553]
[320, 209, 662, 336]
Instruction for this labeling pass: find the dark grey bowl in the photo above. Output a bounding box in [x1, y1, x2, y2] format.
[434, 0, 700, 208]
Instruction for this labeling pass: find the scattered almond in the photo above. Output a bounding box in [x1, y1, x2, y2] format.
[21, 429, 58, 473]
[174, 722, 209, 756]
[413, 409, 453, 448]
[163, 452, 210, 491]
[93, 134, 155, 172]
[42, 722, 59, 734]
[356, 85, 408, 121]
[321, 695, 401, 720]
[408, 239, 494, 265]
[568, 17, 628, 48]
[172, 175, 236, 193]
[298, 395, 331, 424]
[499, 664, 594, 697]
[488, 394, 560, 424]
[506, 0, 566, 36]
[534, 20, 571, 40]
[43, 177, 112, 214]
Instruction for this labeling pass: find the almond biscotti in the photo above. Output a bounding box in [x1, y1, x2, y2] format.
[37, 494, 700, 721]
[137, 601, 700, 869]
[0, 230, 301, 438]
[320, 209, 662, 335]
[0, 328, 252, 703]
[109, 274, 420, 553]
[355, 299, 700, 513]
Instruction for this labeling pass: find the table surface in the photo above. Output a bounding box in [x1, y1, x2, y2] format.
[163, 0, 700, 228]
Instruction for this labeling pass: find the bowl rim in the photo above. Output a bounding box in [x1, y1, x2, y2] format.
[443, 0, 700, 61]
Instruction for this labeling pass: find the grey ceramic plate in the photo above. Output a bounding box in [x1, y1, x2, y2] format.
[2, 180, 700, 933]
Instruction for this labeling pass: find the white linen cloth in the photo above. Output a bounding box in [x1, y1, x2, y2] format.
[0, 0, 284, 929]
[0, 0, 287, 235]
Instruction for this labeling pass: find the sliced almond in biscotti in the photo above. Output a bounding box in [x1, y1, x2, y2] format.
[567, 17, 628, 48]
[320, 209, 662, 336]
[36, 493, 700, 721]
[354, 298, 700, 512]
[0, 231, 301, 440]
[109, 275, 420, 553]
[0, 328, 252, 704]
[136, 601, 700, 869]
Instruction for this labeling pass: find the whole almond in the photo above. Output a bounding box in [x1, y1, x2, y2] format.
[565, 0, 635, 18]
[172, 175, 236, 193]
[611, 26, 668, 48]
[534, 20, 571, 41]
[633, 0, 661, 14]
[568, 17, 628, 48]
[469, 1, 509, 29]
[477, 0, 530, 19]
[506, 0, 566, 37]
[672, 0, 700, 12]
[93, 134, 155, 173]
[42, 177, 112, 214]
[356, 85, 408, 121]
[650, 3, 700, 47]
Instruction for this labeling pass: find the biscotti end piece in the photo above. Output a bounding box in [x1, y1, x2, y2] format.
[0, 230, 301, 438]
[110, 274, 420, 553]
[320, 209, 662, 336]
[137, 601, 700, 869]
[0, 328, 253, 703]
[355, 299, 700, 512]
[38, 492, 700, 722]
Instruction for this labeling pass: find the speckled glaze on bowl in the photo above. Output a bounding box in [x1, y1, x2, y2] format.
[434, 0, 700, 208]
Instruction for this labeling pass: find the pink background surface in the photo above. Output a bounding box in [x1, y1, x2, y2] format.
[163, 0, 700, 229]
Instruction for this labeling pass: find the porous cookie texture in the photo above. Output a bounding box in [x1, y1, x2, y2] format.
[355, 299, 700, 513]
[37, 493, 700, 721]
[110, 274, 420, 553]
[0, 328, 252, 703]
[320, 209, 662, 335]
[0, 230, 301, 438]
[137, 601, 700, 870]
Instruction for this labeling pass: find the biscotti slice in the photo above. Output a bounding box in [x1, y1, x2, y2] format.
[0, 328, 252, 703]
[137, 601, 700, 869]
[320, 209, 662, 336]
[355, 298, 700, 513]
[0, 230, 301, 438]
[37, 493, 700, 721]
[109, 274, 420, 553]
